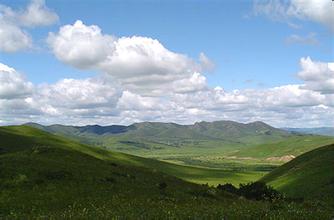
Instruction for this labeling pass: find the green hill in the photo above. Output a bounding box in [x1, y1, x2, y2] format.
[262, 144, 334, 206]
[232, 135, 334, 161]
[0, 125, 331, 218]
[26, 120, 291, 151]
[25, 121, 334, 173]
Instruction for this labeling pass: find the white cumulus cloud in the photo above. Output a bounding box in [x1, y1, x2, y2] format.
[297, 57, 334, 94]
[0, 0, 58, 52]
[47, 20, 211, 95]
[0, 63, 33, 99]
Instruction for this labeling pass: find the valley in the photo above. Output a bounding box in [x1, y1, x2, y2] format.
[26, 121, 334, 186]
[1, 124, 334, 218]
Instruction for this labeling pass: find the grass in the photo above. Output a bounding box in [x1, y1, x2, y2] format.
[232, 135, 334, 159]
[1, 125, 333, 218]
[261, 144, 334, 207]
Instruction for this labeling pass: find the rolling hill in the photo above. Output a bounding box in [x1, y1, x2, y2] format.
[25, 121, 334, 167]
[1, 125, 330, 218]
[1, 125, 334, 218]
[232, 135, 334, 162]
[25, 120, 291, 150]
[261, 144, 334, 206]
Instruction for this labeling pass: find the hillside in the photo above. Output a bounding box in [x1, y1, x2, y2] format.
[26, 120, 291, 150]
[232, 135, 334, 161]
[262, 144, 334, 206]
[0, 125, 332, 218]
[25, 121, 334, 168]
[1, 125, 329, 218]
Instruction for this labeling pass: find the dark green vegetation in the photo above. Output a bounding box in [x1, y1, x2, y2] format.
[217, 181, 283, 202]
[262, 144, 334, 207]
[0, 126, 332, 218]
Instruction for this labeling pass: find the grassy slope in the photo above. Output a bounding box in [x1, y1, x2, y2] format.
[1, 126, 330, 219]
[0, 126, 267, 187]
[261, 144, 334, 206]
[26, 122, 334, 168]
[232, 135, 334, 159]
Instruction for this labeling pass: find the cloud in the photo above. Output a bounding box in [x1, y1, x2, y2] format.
[33, 77, 121, 116]
[285, 32, 319, 45]
[254, 0, 334, 31]
[47, 20, 114, 68]
[0, 0, 58, 52]
[1, 56, 332, 127]
[1, 68, 333, 127]
[0, 63, 33, 99]
[17, 0, 59, 27]
[117, 91, 163, 111]
[47, 20, 209, 95]
[297, 57, 334, 94]
[0, 63, 38, 124]
[0, 21, 32, 52]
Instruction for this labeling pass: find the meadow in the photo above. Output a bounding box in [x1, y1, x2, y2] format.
[1, 125, 333, 218]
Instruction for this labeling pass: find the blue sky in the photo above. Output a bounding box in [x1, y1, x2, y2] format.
[1, 0, 332, 89]
[0, 0, 333, 127]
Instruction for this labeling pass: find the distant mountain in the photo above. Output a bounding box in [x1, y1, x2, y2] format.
[262, 144, 334, 206]
[25, 120, 291, 149]
[282, 127, 334, 137]
[25, 121, 334, 161]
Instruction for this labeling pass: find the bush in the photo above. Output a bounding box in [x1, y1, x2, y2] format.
[217, 183, 238, 194]
[217, 181, 282, 202]
[238, 181, 282, 201]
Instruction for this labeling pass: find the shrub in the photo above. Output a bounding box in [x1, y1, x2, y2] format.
[217, 183, 238, 194]
[217, 181, 282, 202]
[238, 181, 282, 201]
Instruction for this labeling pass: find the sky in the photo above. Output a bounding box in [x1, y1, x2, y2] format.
[0, 0, 333, 127]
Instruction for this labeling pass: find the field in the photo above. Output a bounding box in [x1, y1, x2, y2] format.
[1, 125, 333, 219]
[26, 122, 334, 187]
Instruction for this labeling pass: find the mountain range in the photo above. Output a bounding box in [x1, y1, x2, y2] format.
[25, 120, 290, 149]
[24, 120, 334, 166]
[282, 127, 334, 137]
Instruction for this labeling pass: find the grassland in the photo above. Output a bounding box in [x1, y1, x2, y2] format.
[25, 122, 334, 188]
[262, 144, 334, 207]
[0, 126, 268, 186]
[1, 125, 333, 219]
[26, 122, 334, 163]
[233, 135, 334, 158]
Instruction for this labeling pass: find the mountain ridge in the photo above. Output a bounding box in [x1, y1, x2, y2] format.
[24, 120, 289, 137]
[282, 127, 334, 137]
[25, 120, 291, 150]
